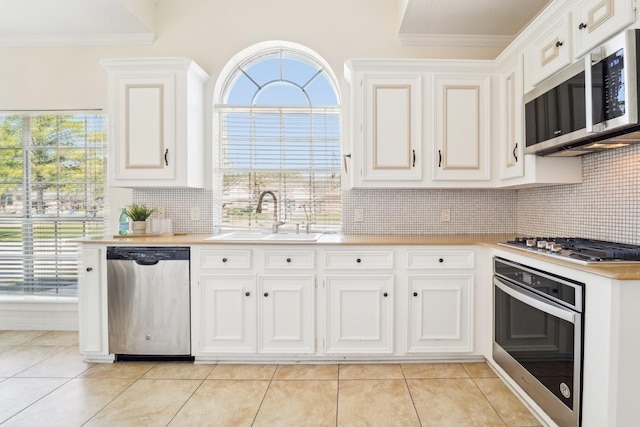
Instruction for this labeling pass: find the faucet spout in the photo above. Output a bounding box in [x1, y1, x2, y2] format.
[256, 190, 283, 233]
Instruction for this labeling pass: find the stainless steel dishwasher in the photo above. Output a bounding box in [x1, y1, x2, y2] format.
[107, 246, 191, 358]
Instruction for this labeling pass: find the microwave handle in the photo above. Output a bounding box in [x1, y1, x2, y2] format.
[585, 48, 607, 134]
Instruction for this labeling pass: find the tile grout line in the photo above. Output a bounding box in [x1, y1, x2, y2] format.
[249, 364, 279, 426]
[164, 377, 208, 426]
[399, 363, 424, 427]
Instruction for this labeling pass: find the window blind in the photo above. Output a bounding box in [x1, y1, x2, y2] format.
[216, 106, 341, 231]
[0, 113, 106, 296]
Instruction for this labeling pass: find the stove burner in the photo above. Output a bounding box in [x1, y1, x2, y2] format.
[501, 237, 640, 264]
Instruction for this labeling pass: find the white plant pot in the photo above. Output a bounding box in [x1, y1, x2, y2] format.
[131, 221, 147, 234]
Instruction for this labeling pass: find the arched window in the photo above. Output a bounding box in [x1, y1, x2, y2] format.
[214, 42, 341, 232]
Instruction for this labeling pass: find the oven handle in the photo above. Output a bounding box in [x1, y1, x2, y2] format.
[494, 277, 577, 324]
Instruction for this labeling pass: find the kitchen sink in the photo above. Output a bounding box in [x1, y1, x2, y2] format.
[205, 231, 322, 242]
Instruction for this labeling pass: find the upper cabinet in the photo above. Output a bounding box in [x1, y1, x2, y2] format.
[498, 56, 524, 180]
[573, 0, 636, 58]
[432, 72, 491, 183]
[524, 12, 573, 87]
[101, 58, 209, 188]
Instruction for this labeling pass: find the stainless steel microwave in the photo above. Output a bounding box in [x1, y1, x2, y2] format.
[524, 29, 640, 156]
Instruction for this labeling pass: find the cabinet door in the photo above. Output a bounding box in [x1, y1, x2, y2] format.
[353, 74, 422, 187]
[499, 57, 525, 180]
[325, 275, 394, 354]
[525, 13, 573, 87]
[407, 274, 473, 353]
[198, 275, 256, 354]
[433, 74, 490, 182]
[573, 0, 636, 58]
[112, 72, 177, 183]
[258, 275, 315, 353]
[78, 247, 109, 358]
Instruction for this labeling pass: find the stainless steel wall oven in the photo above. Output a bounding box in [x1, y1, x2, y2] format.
[493, 257, 584, 427]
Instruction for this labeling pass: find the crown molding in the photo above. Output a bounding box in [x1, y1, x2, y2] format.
[0, 33, 155, 47]
[398, 33, 514, 47]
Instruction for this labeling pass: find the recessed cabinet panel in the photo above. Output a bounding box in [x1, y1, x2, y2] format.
[324, 250, 394, 270]
[199, 249, 252, 270]
[126, 84, 165, 169]
[407, 250, 474, 269]
[373, 85, 412, 170]
[525, 14, 573, 87]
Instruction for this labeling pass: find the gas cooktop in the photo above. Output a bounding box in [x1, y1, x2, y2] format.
[498, 237, 640, 265]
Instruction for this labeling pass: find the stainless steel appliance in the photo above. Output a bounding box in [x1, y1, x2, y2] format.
[498, 237, 640, 265]
[493, 257, 584, 427]
[107, 246, 191, 358]
[525, 29, 640, 156]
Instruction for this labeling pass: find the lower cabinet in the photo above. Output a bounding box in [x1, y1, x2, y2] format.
[325, 275, 394, 354]
[407, 274, 473, 353]
[258, 275, 315, 353]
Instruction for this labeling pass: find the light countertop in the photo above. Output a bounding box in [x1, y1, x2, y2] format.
[75, 233, 640, 280]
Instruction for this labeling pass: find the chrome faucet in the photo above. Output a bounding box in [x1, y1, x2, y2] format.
[256, 190, 284, 233]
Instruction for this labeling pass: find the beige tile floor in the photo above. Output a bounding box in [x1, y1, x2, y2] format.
[0, 330, 542, 426]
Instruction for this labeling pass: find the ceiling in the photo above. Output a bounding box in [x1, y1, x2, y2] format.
[0, 0, 551, 47]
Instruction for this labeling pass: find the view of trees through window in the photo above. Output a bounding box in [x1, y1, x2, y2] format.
[0, 113, 105, 296]
[215, 47, 341, 232]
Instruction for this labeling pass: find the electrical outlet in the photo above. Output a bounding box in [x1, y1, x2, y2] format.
[441, 208, 451, 222]
[190, 207, 201, 221]
[156, 207, 165, 219]
[354, 208, 364, 223]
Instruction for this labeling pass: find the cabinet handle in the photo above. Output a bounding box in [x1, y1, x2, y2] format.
[439, 258, 444, 263]
[438, 150, 442, 167]
[555, 41, 563, 48]
[383, 292, 388, 297]
[412, 149, 416, 167]
[264, 292, 269, 297]
[513, 143, 518, 162]
[222, 257, 228, 263]
[286, 258, 292, 263]
[578, 22, 587, 30]
[86, 267, 93, 272]
[343, 153, 351, 173]
[245, 291, 250, 297]
[413, 292, 418, 297]
[164, 149, 169, 166]
[356, 258, 362, 263]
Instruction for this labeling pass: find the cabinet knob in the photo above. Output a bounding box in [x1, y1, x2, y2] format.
[286, 258, 292, 263]
[439, 258, 444, 263]
[222, 257, 228, 263]
[86, 267, 93, 272]
[383, 292, 388, 297]
[578, 22, 587, 30]
[264, 292, 269, 297]
[413, 292, 418, 297]
[555, 40, 563, 48]
[356, 258, 362, 263]
[245, 291, 250, 297]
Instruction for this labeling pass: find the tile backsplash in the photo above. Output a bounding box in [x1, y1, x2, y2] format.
[133, 144, 640, 243]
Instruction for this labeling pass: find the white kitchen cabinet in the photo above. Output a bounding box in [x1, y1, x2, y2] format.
[405, 249, 474, 353]
[101, 57, 209, 188]
[407, 274, 473, 353]
[499, 56, 525, 180]
[325, 275, 395, 354]
[525, 13, 573, 87]
[198, 275, 257, 354]
[432, 73, 491, 182]
[573, 0, 636, 58]
[258, 275, 315, 353]
[78, 246, 113, 362]
[345, 61, 423, 188]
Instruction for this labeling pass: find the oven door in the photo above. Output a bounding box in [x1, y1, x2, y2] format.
[493, 277, 581, 427]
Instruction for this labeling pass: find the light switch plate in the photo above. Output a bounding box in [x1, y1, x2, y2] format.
[441, 208, 451, 222]
[354, 208, 364, 222]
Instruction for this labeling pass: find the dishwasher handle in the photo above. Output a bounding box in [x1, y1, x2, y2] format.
[135, 259, 160, 266]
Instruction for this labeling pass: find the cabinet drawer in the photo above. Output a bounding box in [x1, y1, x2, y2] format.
[407, 250, 474, 269]
[324, 250, 394, 270]
[199, 250, 252, 269]
[264, 250, 315, 269]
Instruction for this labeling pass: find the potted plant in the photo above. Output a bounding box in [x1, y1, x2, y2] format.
[125, 204, 157, 234]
